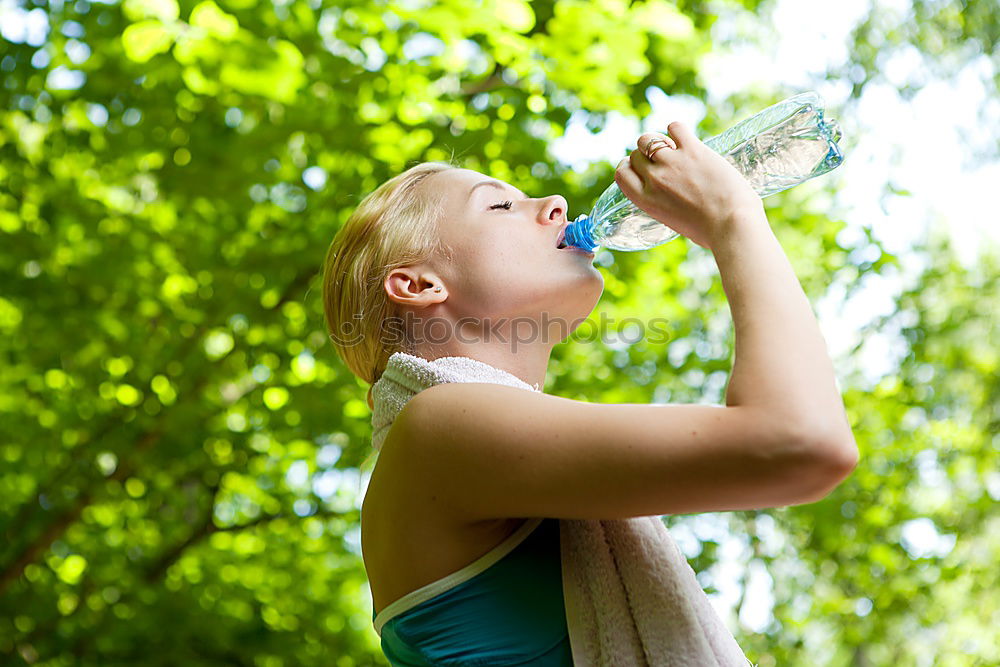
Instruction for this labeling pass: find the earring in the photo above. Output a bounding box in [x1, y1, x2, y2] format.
[433, 286, 443, 293]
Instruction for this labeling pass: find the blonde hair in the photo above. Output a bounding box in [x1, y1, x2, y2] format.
[321, 161, 456, 395]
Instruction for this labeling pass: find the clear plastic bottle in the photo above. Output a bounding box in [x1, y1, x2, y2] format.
[560, 91, 845, 252]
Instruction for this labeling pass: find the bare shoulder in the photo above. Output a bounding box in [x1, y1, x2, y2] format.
[361, 407, 527, 614]
[392, 381, 856, 523]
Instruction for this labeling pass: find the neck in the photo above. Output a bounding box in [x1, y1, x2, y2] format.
[409, 339, 553, 391]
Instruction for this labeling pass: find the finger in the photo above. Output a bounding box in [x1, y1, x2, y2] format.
[665, 120, 695, 148]
[627, 146, 660, 184]
[614, 155, 645, 197]
[636, 131, 675, 156]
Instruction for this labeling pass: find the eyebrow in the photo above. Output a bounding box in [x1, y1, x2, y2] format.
[467, 180, 525, 202]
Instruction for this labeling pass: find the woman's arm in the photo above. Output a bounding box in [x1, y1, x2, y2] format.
[715, 211, 857, 463]
[618, 122, 857, 462]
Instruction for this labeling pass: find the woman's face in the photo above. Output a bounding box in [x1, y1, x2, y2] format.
[414, 168, 604, 332]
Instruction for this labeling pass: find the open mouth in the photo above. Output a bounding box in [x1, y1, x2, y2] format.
[556, 226, 568, 249]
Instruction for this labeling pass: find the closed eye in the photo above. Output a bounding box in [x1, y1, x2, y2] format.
[489, 200, 513, 210]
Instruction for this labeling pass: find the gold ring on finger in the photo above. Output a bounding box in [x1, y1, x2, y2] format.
[645, 139, 674, 161]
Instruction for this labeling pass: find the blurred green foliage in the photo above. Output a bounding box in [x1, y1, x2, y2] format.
[1, 0, 997, 665]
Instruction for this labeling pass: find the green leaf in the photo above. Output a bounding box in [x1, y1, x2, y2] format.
[218, 38, 306, 103]
[494, 0, 535, 33]
[189, 0, 240, 41]
[121, 20, 175, 62]
[122, 0, 180, 22]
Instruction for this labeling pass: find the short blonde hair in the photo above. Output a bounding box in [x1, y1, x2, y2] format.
[321, 161, 456, 391]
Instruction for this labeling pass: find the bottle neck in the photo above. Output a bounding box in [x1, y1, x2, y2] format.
[564, 214, 598, 252]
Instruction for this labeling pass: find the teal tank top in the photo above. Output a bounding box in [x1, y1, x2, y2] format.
[372, 516, 572, 666]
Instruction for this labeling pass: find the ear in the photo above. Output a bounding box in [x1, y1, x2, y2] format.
[384, 267, 447, 307]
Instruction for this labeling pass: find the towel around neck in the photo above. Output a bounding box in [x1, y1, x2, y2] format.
[369, 351, 541, 451]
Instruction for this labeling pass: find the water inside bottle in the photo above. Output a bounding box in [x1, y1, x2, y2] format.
[717, 104, 843, 198]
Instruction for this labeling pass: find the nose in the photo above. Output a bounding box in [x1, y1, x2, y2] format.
[538, 194, 568, 226]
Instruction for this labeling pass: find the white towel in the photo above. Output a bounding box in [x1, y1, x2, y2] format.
[370, 351, 541, 452]
[369, 351, 754, 666]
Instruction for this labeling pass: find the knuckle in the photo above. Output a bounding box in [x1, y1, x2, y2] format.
[637, 132, 657, 147]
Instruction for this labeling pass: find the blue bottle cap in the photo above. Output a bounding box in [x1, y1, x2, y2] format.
[563, 214, 598, 252]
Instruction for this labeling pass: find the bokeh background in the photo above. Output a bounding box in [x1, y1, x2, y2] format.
[1, 0, 997, 665]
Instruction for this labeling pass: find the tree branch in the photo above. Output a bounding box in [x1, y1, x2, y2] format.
[460, 63, 504, 97]
[143, 507, 357, 584]
[0, 430, 162, 597]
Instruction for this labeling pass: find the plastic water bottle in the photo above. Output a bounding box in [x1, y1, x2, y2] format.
[560, 91, 845, 252]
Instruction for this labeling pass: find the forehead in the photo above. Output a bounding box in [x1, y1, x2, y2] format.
[411, 169, 480, 216]
[423, 168, 492, 196]
[415, 170, 526, 235]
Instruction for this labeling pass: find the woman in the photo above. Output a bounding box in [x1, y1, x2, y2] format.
[322, 121, 859, 665]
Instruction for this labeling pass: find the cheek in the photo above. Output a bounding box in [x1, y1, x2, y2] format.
[446, 242, 543, 307]
[451, 229, 531, 275]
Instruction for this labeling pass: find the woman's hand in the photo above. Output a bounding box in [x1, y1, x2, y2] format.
[614, 121, 764, 251]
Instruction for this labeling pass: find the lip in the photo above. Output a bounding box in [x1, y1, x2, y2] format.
[555, 223, 568, 249]
[555, 223, 593, 256]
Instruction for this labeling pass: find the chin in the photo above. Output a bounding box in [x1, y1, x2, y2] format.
[546, 278, 605, 341]
[580, 269, 605, 305]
